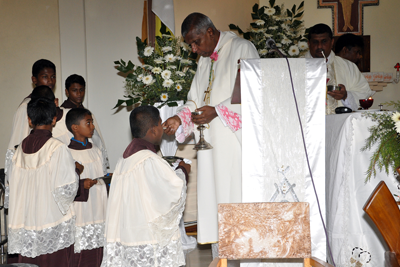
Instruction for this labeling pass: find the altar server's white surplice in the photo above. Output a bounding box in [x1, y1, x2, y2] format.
[6, 137, 78, 257]
[101, 149, 186, 267]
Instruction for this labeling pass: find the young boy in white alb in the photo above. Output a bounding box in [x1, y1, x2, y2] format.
[101, 106, 190, 267]
[66, 108, 108, 267]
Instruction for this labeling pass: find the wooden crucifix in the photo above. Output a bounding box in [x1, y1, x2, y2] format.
[318, 0, 379, 36]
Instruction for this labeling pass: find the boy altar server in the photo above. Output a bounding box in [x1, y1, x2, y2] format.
[101, 106, 190, 267]
[6, 97, 80, 266]
[66, 108, 108, 267]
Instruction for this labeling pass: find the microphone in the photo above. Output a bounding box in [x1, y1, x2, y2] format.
[266, 38, 277, 49]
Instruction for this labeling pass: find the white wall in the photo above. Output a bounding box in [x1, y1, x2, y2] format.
[0, 0, 62, 168]
[58, 0, 144, 170]
[259, 0, 400, 109]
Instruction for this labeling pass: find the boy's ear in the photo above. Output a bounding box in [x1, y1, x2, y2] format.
[31, 76, 37, 86]
[71, 124, 79, 133]
[52, 116, 57, 127]
[28, 117, 33, 128]
[65, 88, 69, 97]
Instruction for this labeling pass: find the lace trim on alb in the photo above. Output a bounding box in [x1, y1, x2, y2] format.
[148, 176, 186, 248]
[52, 181, 79, 215]
[8, 216, 76, 258]
[176, 107, 194, 143]
[100, 240, 185, 267]
[5, 148, 14, 180]
[101, 147, 110, 170]
[4, 186, 9, 209]
[74, 222, 105, 253]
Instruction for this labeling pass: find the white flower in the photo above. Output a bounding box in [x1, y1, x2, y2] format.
[137, 74, 143, 81]
[180, 42, 190, 51]
[176, 71, 186, 77]
[189, 69, 196, 74]
[298, 41, 308, 50]
[164, 54, 176, 62]
[264, 33, 272, 38]
[144, 46, 154, 56]
[161, 70, 171, 79]
[288, 45, 300, 56]
[269, 26, 279, 30]
[167, 65, 177, 69]
[276, 43, 282, 47]
[162, 46, 172, 52]
[180, 59, 192, 65]
[176, 84, 183, 91]
[142, 75, 153, 85]
[255, 20, 265, 26]
[162, 79, 174, 88]
[281, 23, 290, 31]
[281, 36, 292, 44]
[160, 93, 168, 102]
[152, 67, 162, 74]
[259, 49, 268, 55]
[391, 112, 400, 122]
[154, 58, 164, 64]
[396, 121, 400, 134]
[266, 8, 276, 15]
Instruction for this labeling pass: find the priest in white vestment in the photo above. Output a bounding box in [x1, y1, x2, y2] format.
[305, 23, 372, 114]
[162, 13, 259, 257]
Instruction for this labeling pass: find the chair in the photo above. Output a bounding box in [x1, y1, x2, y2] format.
[210, 202, 333, 267]
[363, 181, 400, 267]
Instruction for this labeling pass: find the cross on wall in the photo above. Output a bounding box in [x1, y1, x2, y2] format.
[318, 0, 379, 36]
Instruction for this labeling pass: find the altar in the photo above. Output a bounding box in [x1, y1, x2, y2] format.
[326, 111, 399, 267]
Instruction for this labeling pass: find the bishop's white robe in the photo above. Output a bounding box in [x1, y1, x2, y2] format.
[305, 51, 372, 113]
[175, 31, 259, 244]
[101, 149, 186, 267]
[6, 138, 78, 257]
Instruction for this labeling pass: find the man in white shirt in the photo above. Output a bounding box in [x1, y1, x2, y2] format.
[305, 23, 372, 112]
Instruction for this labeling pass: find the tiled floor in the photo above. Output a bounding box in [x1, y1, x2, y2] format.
[185, 243, 212, 267]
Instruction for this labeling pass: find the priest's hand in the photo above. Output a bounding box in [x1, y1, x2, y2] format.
[84, 178, 97, 189]
[192, 106, 217, 125]
[328, 84, 347, 100]
[162, 115, 181, 135]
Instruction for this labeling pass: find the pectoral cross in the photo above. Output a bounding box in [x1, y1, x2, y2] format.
[318, 0, 379, 35]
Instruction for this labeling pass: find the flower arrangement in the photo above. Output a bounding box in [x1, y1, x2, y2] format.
[114, 26, 198, 108]
[229, 0, 307, 58]
[361, 101, 400, 182]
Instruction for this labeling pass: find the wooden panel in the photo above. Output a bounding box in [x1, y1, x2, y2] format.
[363, 181, 400, 265]
[218, 203, 311, 260]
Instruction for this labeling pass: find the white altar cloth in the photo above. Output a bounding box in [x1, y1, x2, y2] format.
[240, 58, 327, 266]
[326, 111, 399, 267]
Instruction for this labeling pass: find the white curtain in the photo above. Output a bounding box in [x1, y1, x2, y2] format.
[152, 0, 175, 34]
[240, 58, 326, 266]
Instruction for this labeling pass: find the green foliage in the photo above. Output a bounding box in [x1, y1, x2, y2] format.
[114, 31, 198, 109]
[361, 102, 400, 182]
[229, 1, 307, 58]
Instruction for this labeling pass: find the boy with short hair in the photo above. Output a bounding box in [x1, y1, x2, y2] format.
[6, 97, 79, 266]
[65, 108, 108, 267]
[5, 59, 57, 180]
[61, 74, 86, 109]
[59, 74, 110, 169]
[101, 106, 190, 267]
